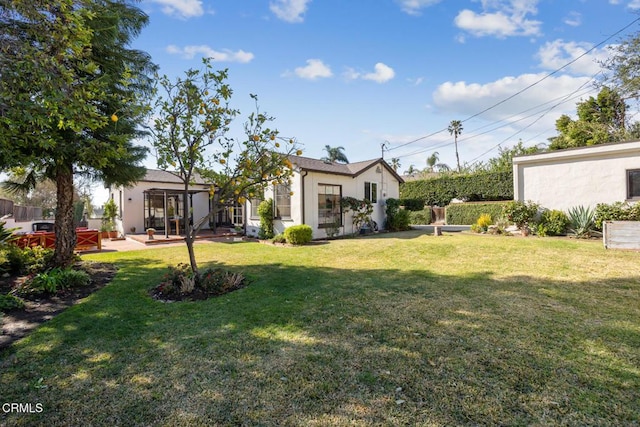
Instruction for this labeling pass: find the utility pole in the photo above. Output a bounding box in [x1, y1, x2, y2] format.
[381, 141, 389, 159]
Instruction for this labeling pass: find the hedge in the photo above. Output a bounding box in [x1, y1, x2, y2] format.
[445, 202, 510, 225]
[400, 171, 513, 206]
[284, 224, 312, 245]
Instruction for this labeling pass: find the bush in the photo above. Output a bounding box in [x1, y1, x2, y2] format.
[154, 264, 246, 300]
[536, 209, 569, 236]
[385, 198, 411, 232]
[23, 267, 90, 295]
[502, 200, 540, 229]
[594, 202, 640, 231]
[400, 171, 513, 206]
[409, 209, 432, 225]
[0, 293, 25, 312]
[446, 202, 508, 225]
[258, 199, 274, 239]
[271, 233, 287, 244]
[284, 225, 313, 245]
[3, 245, 55, 275]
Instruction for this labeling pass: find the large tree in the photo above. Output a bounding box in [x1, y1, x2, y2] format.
[0, 0, 155, 266]
[151, 59, 302, 274]
[548, 87, 632, 150]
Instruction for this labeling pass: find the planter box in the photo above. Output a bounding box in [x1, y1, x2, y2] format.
[603, 221, 640, 250]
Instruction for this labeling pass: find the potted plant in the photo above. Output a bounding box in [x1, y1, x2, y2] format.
[146, 228, 156, 240]
[130, 226, 136, 234]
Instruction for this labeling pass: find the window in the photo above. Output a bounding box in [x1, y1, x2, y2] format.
[274, 184, 291, 219]
[250, 198, 262, 219]
[628, 169, 640, 199]
[318, 184, 341, 228]
[364, 182, 378, 203]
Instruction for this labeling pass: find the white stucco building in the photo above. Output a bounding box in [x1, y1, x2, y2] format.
[513, 140, 640, 211]
[109, 156, 403, 240]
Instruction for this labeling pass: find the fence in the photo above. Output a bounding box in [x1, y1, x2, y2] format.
[0, 198, 43, 222]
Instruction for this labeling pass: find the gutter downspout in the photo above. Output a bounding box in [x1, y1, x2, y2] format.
[301, 170, 308, 226]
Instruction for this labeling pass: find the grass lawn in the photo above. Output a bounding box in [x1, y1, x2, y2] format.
[1, 230, 639, 426]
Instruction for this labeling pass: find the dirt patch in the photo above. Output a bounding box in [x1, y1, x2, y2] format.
[0, 262, 117, 351]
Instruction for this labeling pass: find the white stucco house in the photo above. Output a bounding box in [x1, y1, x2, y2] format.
[109, 156, 403, 239]
[513, 140, 640, 211]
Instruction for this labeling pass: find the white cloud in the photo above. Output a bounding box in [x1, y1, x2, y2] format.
[563, 11, 582, 27]
[628, 0, 640, 9]
[396, 0, 441, 16]
[166, 45, 254, 63]
[363, 63, 396, 83]
[270, 0, 311, 23]
[150, 0, 204, 19]
[454, 0, 542, 38]
[293, 59, 333, 80]
[344, 63, 396, 83]
[536, 40, 609, 76]
[432, 73, 594, 130]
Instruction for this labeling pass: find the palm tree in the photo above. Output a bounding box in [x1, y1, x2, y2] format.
[448, 120, 463, 172]
[390, 157, 401, 172]
[322, 145, 349, 164]
[404, 165, 418, 176]
[425, 152, 450, 173]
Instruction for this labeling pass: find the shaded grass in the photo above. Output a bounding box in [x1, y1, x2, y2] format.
[1, 231, 639, 426]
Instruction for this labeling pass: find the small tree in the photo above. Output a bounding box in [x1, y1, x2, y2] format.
[151, 59, 302, 274]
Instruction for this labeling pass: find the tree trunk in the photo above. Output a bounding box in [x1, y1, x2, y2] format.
[54, 169, 76, 268]
[183, 184, 198, 274]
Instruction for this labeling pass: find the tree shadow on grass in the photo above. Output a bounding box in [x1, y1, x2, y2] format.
[1, 259, 638, 426]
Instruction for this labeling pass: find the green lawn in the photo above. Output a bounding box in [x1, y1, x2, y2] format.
[1, 231, 639, 426]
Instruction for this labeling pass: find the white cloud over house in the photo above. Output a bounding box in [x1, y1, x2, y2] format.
[270, 0, 311, 23]
[166, 45, 254, 63]
[293, 59, 333, 80]
[454, 0, 542, 38]
[149, 0, 204, 19]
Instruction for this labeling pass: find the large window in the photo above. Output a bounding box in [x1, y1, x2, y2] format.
[250, 198, 262, 219]
[628, 169, 640, 200]
[364, 181, 378, 203]
[318, 184, 341, 228]
[274, 184, 291, 219]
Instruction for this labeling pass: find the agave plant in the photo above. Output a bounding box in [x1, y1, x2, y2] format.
[567, 205, 596, 238]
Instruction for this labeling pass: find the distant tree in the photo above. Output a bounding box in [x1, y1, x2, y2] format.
[151, 59, 302, 274]
[390, 157, 401, 172]
[322, 145, 349, 163]
[403, 165, 418, 176]
[548, 87, 631, 150]
[601, 30, 640, 101]
[448, 120, 463, 171]
[482, 141, 540, 173]
[0, 1, 154, 266]
[424, 151, 450, 173]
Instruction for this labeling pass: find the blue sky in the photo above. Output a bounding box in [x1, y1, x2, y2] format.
[118, 1, 639, 201]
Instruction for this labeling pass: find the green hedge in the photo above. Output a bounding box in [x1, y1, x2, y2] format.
[400, 171, 513, 206]
[284, 224, 312, 245]
[445, 202, 510, 225]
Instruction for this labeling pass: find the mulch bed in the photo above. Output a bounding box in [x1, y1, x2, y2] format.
[0, 262, 118, 351]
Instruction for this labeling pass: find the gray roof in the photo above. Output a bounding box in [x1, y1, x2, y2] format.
[288, 155, 404, 183]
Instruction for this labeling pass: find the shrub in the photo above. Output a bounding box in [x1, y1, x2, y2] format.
[284, 225, 312, 245]
[594, 201, 640, 231]
[258, 199, 274, 239]
[0, 293, 25, 312]
[446, 202, 508, 225]
[409, 209, 432, 225]
[154, 265, 246, 300]
[199, 268, 246, 296]
[23, 267, 90, 295]
[536, 209, 569, 236]
[502, 200, 540, 229]
[385, 198, 411, 231]
[271, 233, 287, 244]
[400, 171, 513, 206]
[567, 205, 596, 238]
[3, 246, 55, 275]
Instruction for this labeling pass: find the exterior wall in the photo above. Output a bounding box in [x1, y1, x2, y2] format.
[513, 141, 640, 211]
[112, 180, 211, 236]
[246, 164, 401, 239]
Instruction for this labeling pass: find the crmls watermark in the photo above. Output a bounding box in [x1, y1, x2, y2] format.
[2, 403, 44, 413]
